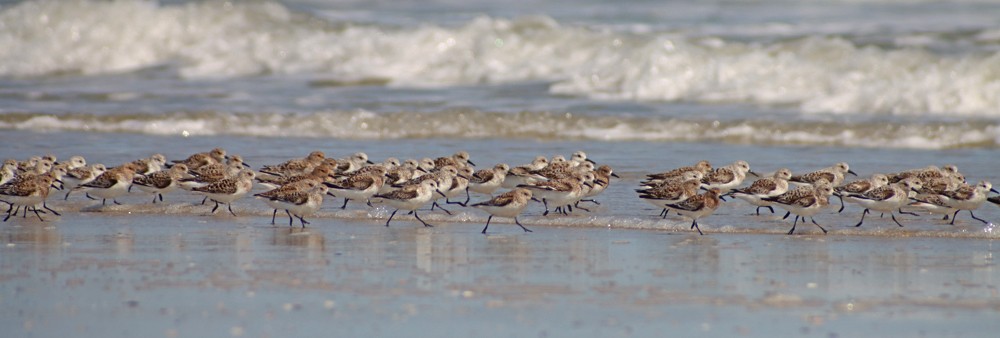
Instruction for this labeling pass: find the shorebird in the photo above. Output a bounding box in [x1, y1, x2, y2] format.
[468, 163, 509, 196]
[502, 156, 549, 189]
[260, 151, 325, 177]
[933, 181, 997, 225]
[434, 151, 475, 169]
[470, 188, 538, 233]
[701, 160, 756, 194]
[325, 166, 386, 209]
[1, 167, 66, 221]
[79, 163, 139, 205]
[662, 188, 722, 236]
[643, 160, 712, 185]
[518, 172, 592, 216]
[255, 180, 321, 225]
[763, 181, 834, 235]
[172, 148, 226, 170]
[132, 164, 190, 203]
[637, 171, 703, 218]
[845, 178, 922, 228]
[728, 168, 792, 215]
[256, 184, 329, 227]
[791, 162, 857, 187]
[374, 180, 445, 228]
[192, 170, 256, 216]
[60, 164, 106, 200]
[833, 174, 889, 212]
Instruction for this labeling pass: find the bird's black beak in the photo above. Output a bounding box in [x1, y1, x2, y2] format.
[611, 173, 620, 178]
[531, 197, 542, 203]
[436, 189, 447, 197]
[366, 160, 375, 164]
[242, 162, 251, 168]
[467, 160, 476, 167]
[586, 159, 596, 164]
[748, 171, 759, 178]
[991, 188, 999, 194]
[848, 169, 859, 176]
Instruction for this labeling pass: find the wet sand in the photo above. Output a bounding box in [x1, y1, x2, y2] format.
[3, 209, 999, 338]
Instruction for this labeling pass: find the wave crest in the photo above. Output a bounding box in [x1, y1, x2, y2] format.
[2, 0, 1000, 116]
[1, 110, 997, 149]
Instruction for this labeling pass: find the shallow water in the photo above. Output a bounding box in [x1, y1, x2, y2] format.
[3, 213, 999, 337]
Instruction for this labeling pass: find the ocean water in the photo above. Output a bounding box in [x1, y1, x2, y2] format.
[2, 0, 1000, 336]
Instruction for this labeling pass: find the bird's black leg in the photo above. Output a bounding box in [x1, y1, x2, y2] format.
[481, 215, 492, 234]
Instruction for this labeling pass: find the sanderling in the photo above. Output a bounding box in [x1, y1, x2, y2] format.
[15, 156, 41, 174]
[579, 165, 618, 205]
[833, 174, 889, 212]
[644, 160, 712, 184]
[907, 194, 957, 221]
[534, 160, 595, 181]
[375, 180, 445, 228]
[701, 160, 756, 193]
[442, 166, 474, 206]
[0, 160, 17, 186]
[887, 165, 961, 184]
[728, 168, 792, 215]
[172, 148, 226, 170]
[132, 164, 190, 203]
[502, 156, 549, 189]
[568, 151, 595, 167]
[383, 161, 422, 193]
[763, 181, 834, 235]
[260, 151, 325, 177]
[468, 163, 509, 196]
[336, 152, 374, 173]
[255, 180, 321, 225]
[192, 170, 256, 216]
[256, 184, 329, 227]
[934, 181, 997, 225]
[637, 171, 703, 218]
[790, 162, 856, 187]
[662, 188, 722, 236]
[434, 151, 475, 169]
[131, 154, 167, 175]
[914, 175, 965, 195]
[518, 172, 592, 216]
[61, 164, 107, 200]
[325, 166, 386, 209]
[197, 154, 249, 175]
[1, 167, 66, 222]
[471, 188, 538, 233]
[845, 178, 922, 228]
[80, 163, 140, 205]
[394, 166, 461, 214]
[58, 155, 87, 170]
[256, 164, 336, 190]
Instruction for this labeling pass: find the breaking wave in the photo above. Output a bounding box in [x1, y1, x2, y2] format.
[1, 110, 997, 149]
[2, 0, 1000, 116]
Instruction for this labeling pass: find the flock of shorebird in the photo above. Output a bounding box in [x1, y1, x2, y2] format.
[1, 148, 998, 235]
[637, 160, 997, 235]
[0, 149, 614, 234]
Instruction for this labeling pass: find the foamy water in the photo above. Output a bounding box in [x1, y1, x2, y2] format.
[2, 110, 999, 149]
[2, 0, 1000, 117]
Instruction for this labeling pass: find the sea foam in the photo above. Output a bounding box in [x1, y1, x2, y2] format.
[1, 0, 999, 116]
